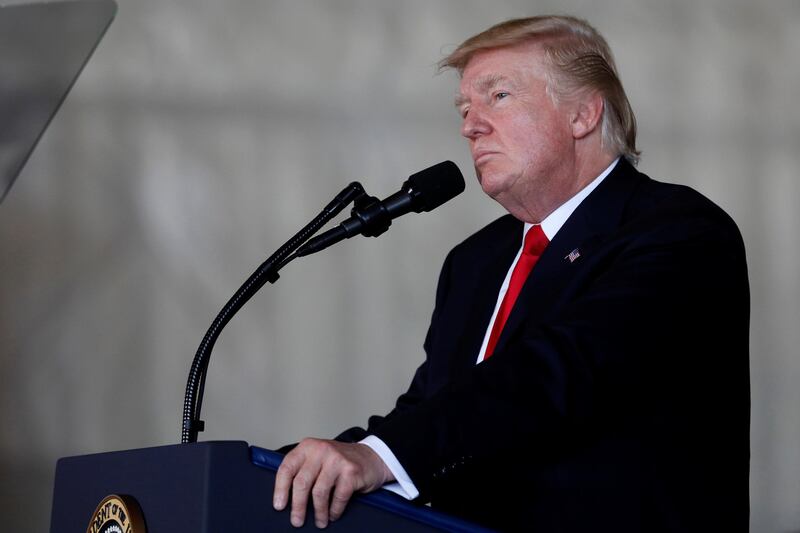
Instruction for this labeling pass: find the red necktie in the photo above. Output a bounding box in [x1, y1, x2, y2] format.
[484, 225, 549, 360]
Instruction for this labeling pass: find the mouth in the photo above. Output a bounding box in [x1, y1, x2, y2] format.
[473, 150, 497, 166]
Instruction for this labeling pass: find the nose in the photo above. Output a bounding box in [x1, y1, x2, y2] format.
[461, 105, 491, 140]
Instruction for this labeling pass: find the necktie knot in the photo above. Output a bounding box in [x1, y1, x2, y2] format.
[523, 224, 549, 257]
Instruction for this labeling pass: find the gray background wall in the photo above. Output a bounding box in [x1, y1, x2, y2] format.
[1, 1, 798, 531]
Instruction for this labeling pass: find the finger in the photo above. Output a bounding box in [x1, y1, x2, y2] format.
[291, 460, 322, 527]
[329, 475, 356, 523]
[273, 451, 303, 511]
[310, 465, 339, 528]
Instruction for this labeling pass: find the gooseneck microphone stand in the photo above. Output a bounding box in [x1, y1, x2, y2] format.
[181, 161, 464, 444]
[181, 182, 367, 444]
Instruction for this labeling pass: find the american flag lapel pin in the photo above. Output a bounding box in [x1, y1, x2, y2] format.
[565, 248, 581, 263]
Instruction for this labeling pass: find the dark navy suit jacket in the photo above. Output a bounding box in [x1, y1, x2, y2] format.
[338, 159, 750, 532]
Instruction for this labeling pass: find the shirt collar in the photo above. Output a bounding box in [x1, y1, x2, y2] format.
[525, 157, 620, 240]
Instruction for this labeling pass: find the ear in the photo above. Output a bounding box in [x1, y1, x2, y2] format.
[570, 91, 604, 140]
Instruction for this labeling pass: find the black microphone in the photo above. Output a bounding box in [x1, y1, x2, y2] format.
[296, 161, 464, 257]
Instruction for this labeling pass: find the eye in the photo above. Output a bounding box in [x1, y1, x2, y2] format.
[459, 106, 470, 118]
[494, 91, 509, 101]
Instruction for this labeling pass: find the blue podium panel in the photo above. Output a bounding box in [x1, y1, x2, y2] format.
[51, 441, 494, 532]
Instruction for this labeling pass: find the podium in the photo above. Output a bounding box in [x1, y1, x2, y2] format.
[50, 441, 493, 532]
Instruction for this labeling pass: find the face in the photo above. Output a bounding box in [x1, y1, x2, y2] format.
[457, 43, 577, 220]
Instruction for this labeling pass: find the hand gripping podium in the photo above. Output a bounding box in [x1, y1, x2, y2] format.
[51, 441, 493, 532]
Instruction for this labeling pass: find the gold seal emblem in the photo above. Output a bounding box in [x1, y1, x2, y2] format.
[86, 494, 146, 533]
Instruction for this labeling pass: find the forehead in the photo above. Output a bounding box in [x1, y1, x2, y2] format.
[459, 42, 547, 93]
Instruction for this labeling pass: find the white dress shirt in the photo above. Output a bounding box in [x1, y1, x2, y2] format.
[361, 158, 620, 499]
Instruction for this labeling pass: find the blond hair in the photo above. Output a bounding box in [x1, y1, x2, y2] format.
[440, 16, 640, 164]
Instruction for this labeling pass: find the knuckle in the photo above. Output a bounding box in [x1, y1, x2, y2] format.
[331, 491, 351, 504]
[311, 485, 329, 499]
[325, 452, 345, 470]
[341, 462, 360, 478]
[277, 459, 297, 475]
[280, 450, 305, 471]
[336, 477, 356, 497]
[297, 437, 317, 449]
[300, 437, 332, 457]
[293, 473, 311, 491]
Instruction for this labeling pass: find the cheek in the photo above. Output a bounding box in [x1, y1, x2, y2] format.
[508, 106, 550, 135]
[513, 124, 571, 177]
[505, 116, 553, 160]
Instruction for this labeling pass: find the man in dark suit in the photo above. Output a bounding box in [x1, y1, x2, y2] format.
[273, 16, 750, 531]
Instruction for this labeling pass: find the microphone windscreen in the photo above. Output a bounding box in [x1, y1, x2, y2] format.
[406, 160, 465, 212]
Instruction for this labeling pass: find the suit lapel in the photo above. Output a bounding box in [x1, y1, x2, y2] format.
[490, 158, 644, 357]
[451, 219, 522, 373]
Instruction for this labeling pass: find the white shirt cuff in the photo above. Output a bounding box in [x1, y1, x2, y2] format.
[359, 435, 420, 500]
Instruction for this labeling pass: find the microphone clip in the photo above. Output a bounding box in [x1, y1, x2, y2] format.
[348, 191, 392, 238]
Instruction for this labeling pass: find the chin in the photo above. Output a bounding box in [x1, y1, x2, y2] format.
[477, 171, 509, 199]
